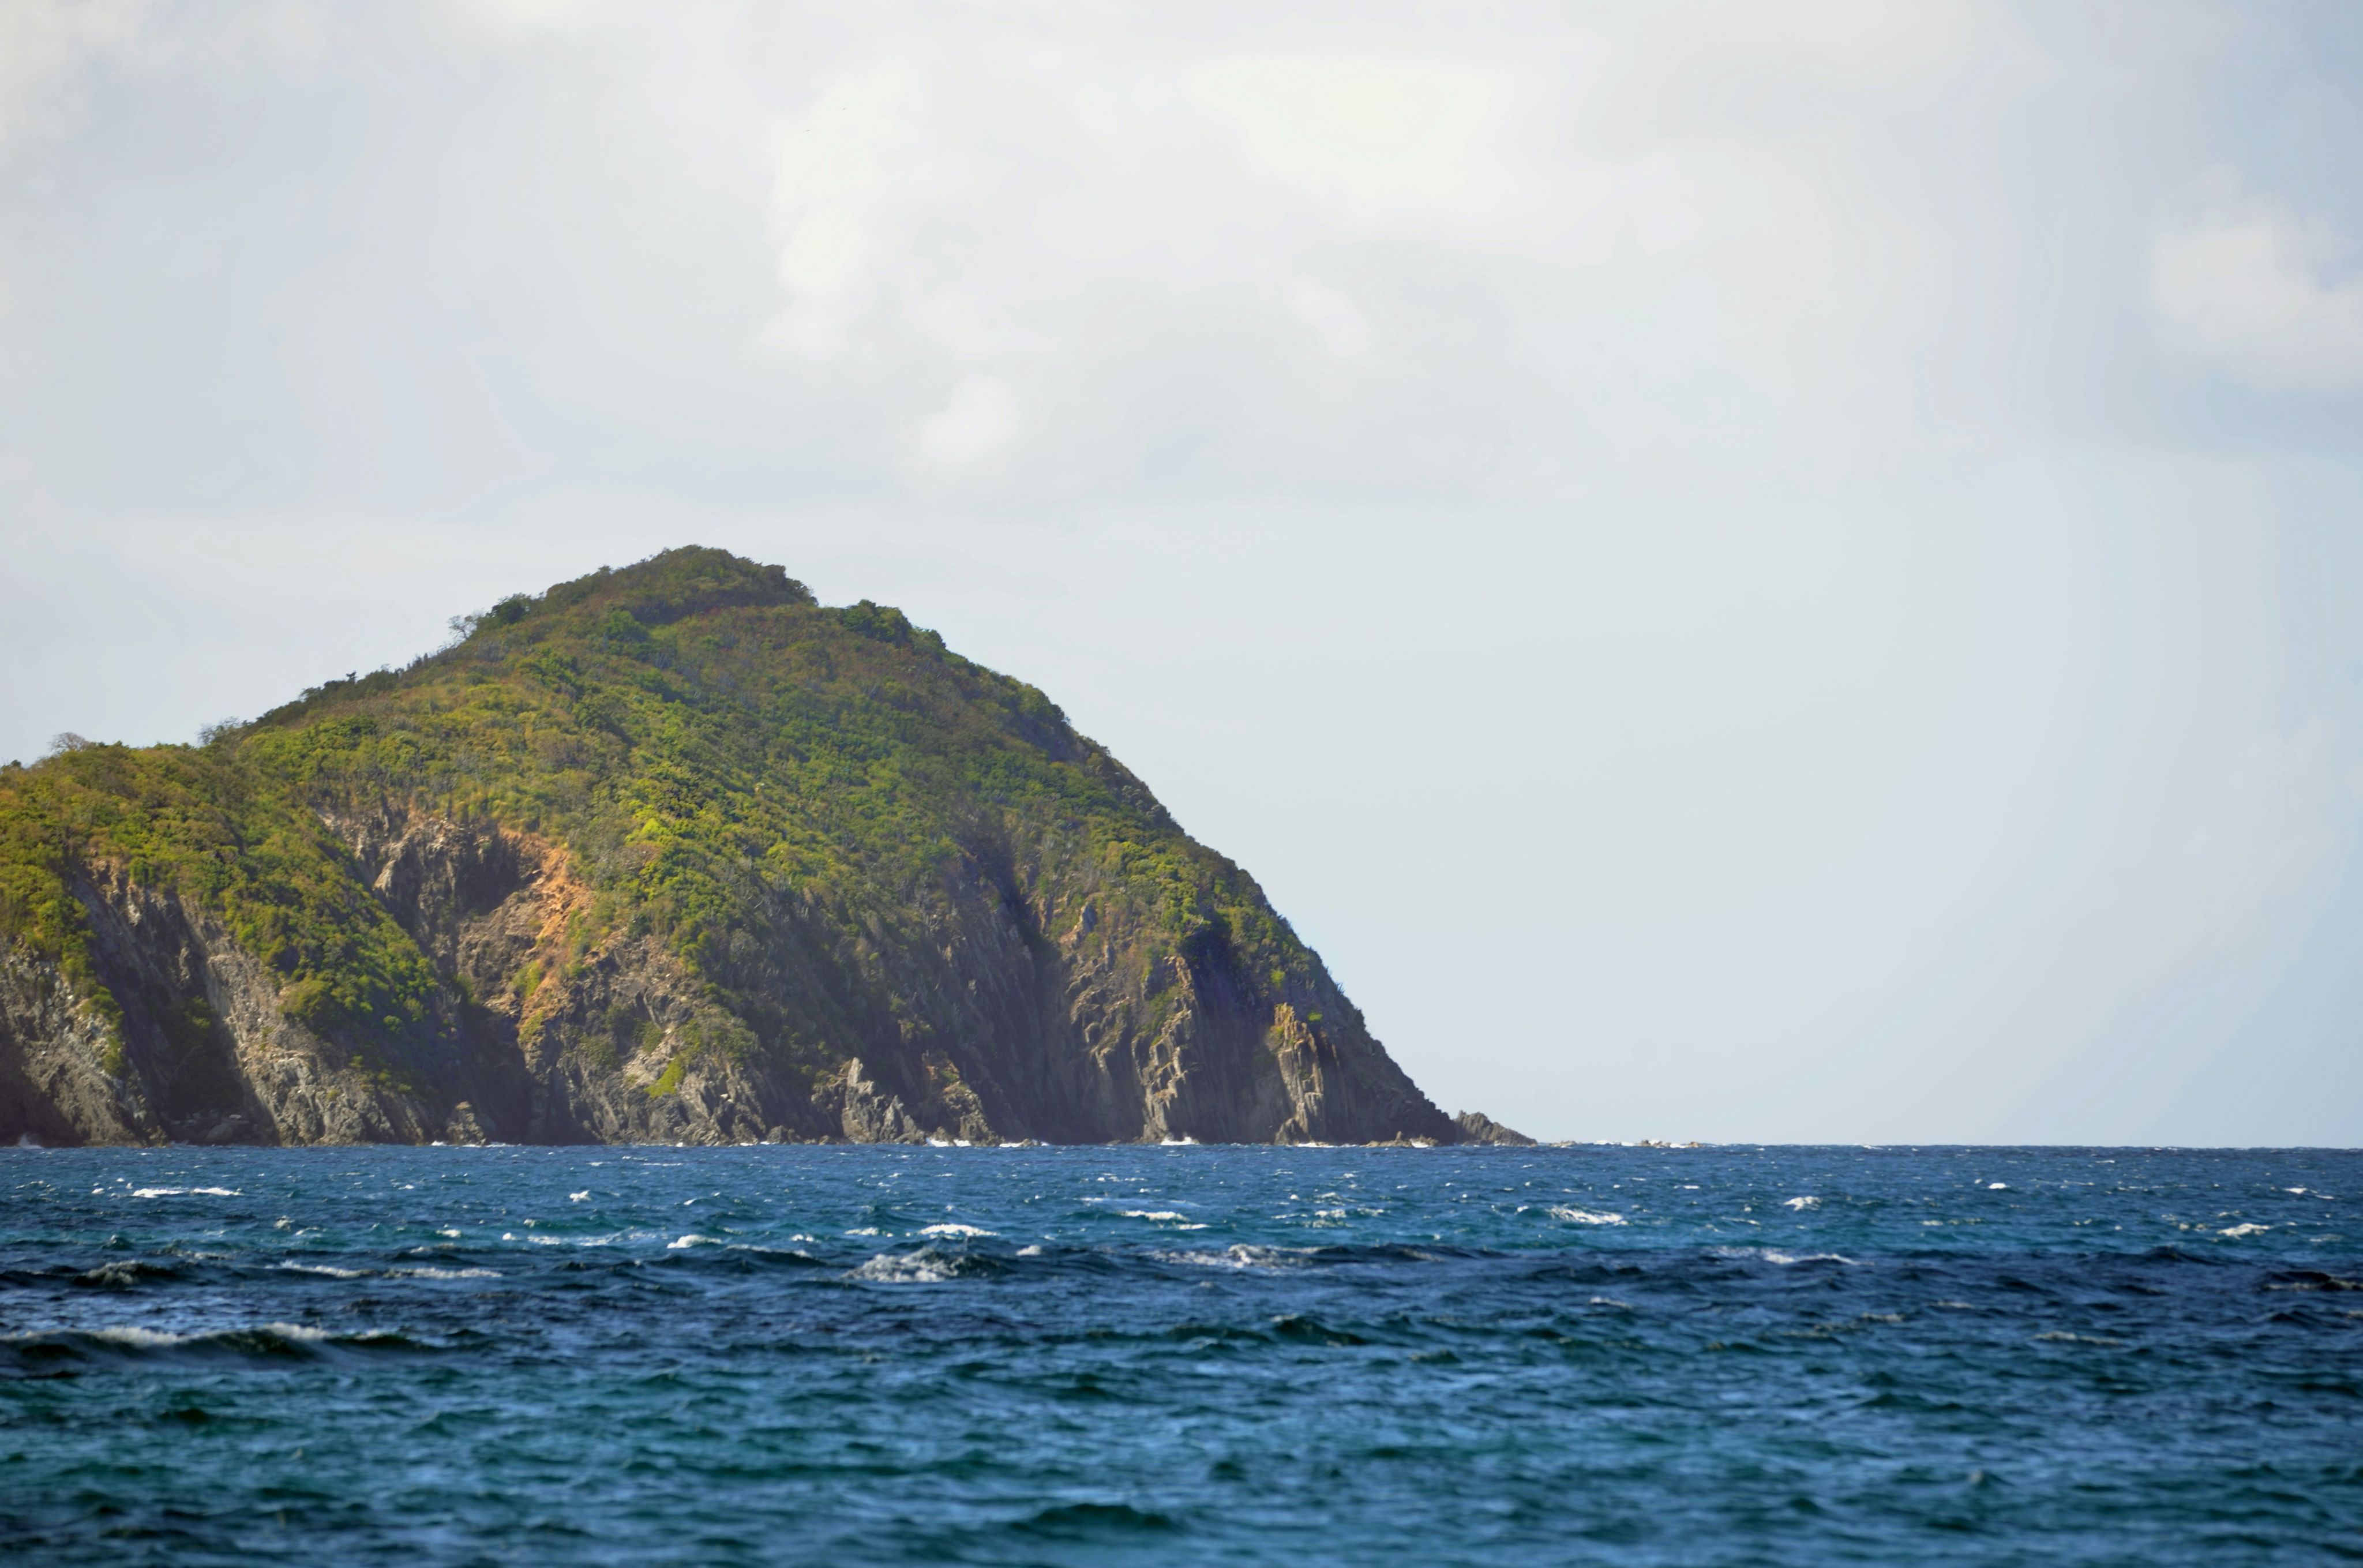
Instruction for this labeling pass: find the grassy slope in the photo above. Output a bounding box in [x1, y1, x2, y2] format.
[0, 549, 1352, 1097]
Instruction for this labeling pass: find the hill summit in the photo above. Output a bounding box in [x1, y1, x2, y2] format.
[0, 548, 1480, 1146]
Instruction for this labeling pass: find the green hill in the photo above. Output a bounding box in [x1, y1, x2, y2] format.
[0, 548, 1461, 1146]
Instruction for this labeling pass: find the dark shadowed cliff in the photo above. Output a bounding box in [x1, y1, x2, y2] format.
[0, 549, 1467, 1146]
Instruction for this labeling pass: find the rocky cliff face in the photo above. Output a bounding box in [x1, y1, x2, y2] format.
[2, 805, 1457, 1146]
[0, 549, 1472, 1147]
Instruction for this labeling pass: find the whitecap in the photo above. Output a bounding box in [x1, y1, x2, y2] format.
[84, 1325, 190, 1348]
[2219, 1222, 2270, 1237]
[1715, 1246, 1863, 1266]
[667, 1233, 719, 1250]
[390, 1266, 502, 1280]
[275, 1262, 370, 1279]
[1550, 1206, 1625, 1226]
[1120, 1211, 1192, 1222]
[260, 1322, 333, 1342]
[843, 1226, 881, 1237]
[918, 1223, 994, 1239]
[130, 1187, 239, 1198]
[1989, 1183, 2008, 1191]
[850, 1249, 961, 1283]
[1783, 1196, 1819, 1210]
[568, 1191, 590, 1202]
[1153, 1244, 1316, 1271]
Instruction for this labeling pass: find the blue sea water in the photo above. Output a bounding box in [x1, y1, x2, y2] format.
[2, 1145, 2359, 1565]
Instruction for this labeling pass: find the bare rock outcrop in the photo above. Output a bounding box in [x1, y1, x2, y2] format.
[1453, 1111, 1538, 1146]
[2, 810, 1465, 1147]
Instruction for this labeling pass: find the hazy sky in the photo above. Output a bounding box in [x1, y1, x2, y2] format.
[4, 1, 2361, 1143]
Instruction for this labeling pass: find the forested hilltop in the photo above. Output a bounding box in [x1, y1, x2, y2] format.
[0, 548, 1499, 1147]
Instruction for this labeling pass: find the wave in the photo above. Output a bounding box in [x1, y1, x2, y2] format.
[72, 1259, 189, 1290]
[918, 1223, 995, 1239]
[847, 1246, 1003, 1284]
[128, 1187, 242, 1198]
[3, 1322, 433, 1371]
[649, 1243, 826, 1273]
[2262, 1270, 2363, 1293]
[1711, 1247, 1865, 1266]
[1549, 1207, 1625, 1226]
[1150, 1243, 1319, 1271]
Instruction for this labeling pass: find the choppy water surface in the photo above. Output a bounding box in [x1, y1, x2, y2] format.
[3, 1145, 2360, 1565]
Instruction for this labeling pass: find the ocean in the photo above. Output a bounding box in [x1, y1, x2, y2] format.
[2, 1143, 2358, 1564]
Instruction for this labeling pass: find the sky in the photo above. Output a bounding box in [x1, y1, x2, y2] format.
[3, 1, 2361, 1145]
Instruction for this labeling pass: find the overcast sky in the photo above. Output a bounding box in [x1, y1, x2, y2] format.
[4, 1, 2361, 1143]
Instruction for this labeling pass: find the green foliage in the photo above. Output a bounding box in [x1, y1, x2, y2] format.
[0, 546, 1322, 1079]
[0, 741, 434, 1068]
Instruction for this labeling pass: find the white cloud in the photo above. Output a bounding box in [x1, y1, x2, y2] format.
[458, 0, 604, 37]
[0, 0, 161, 151]
[765, 66, 927, 358]
[0, 0, 327, 157]
[917, 374, 1018, 471]
[1286, 276, 1373, 361]
[2150, 207, 2363, 394]
[711, 10, 1993, 502]
[1190, 56, 1523, 226]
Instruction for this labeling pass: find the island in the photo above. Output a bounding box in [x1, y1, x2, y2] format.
[1, 549, 1531, 1148]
